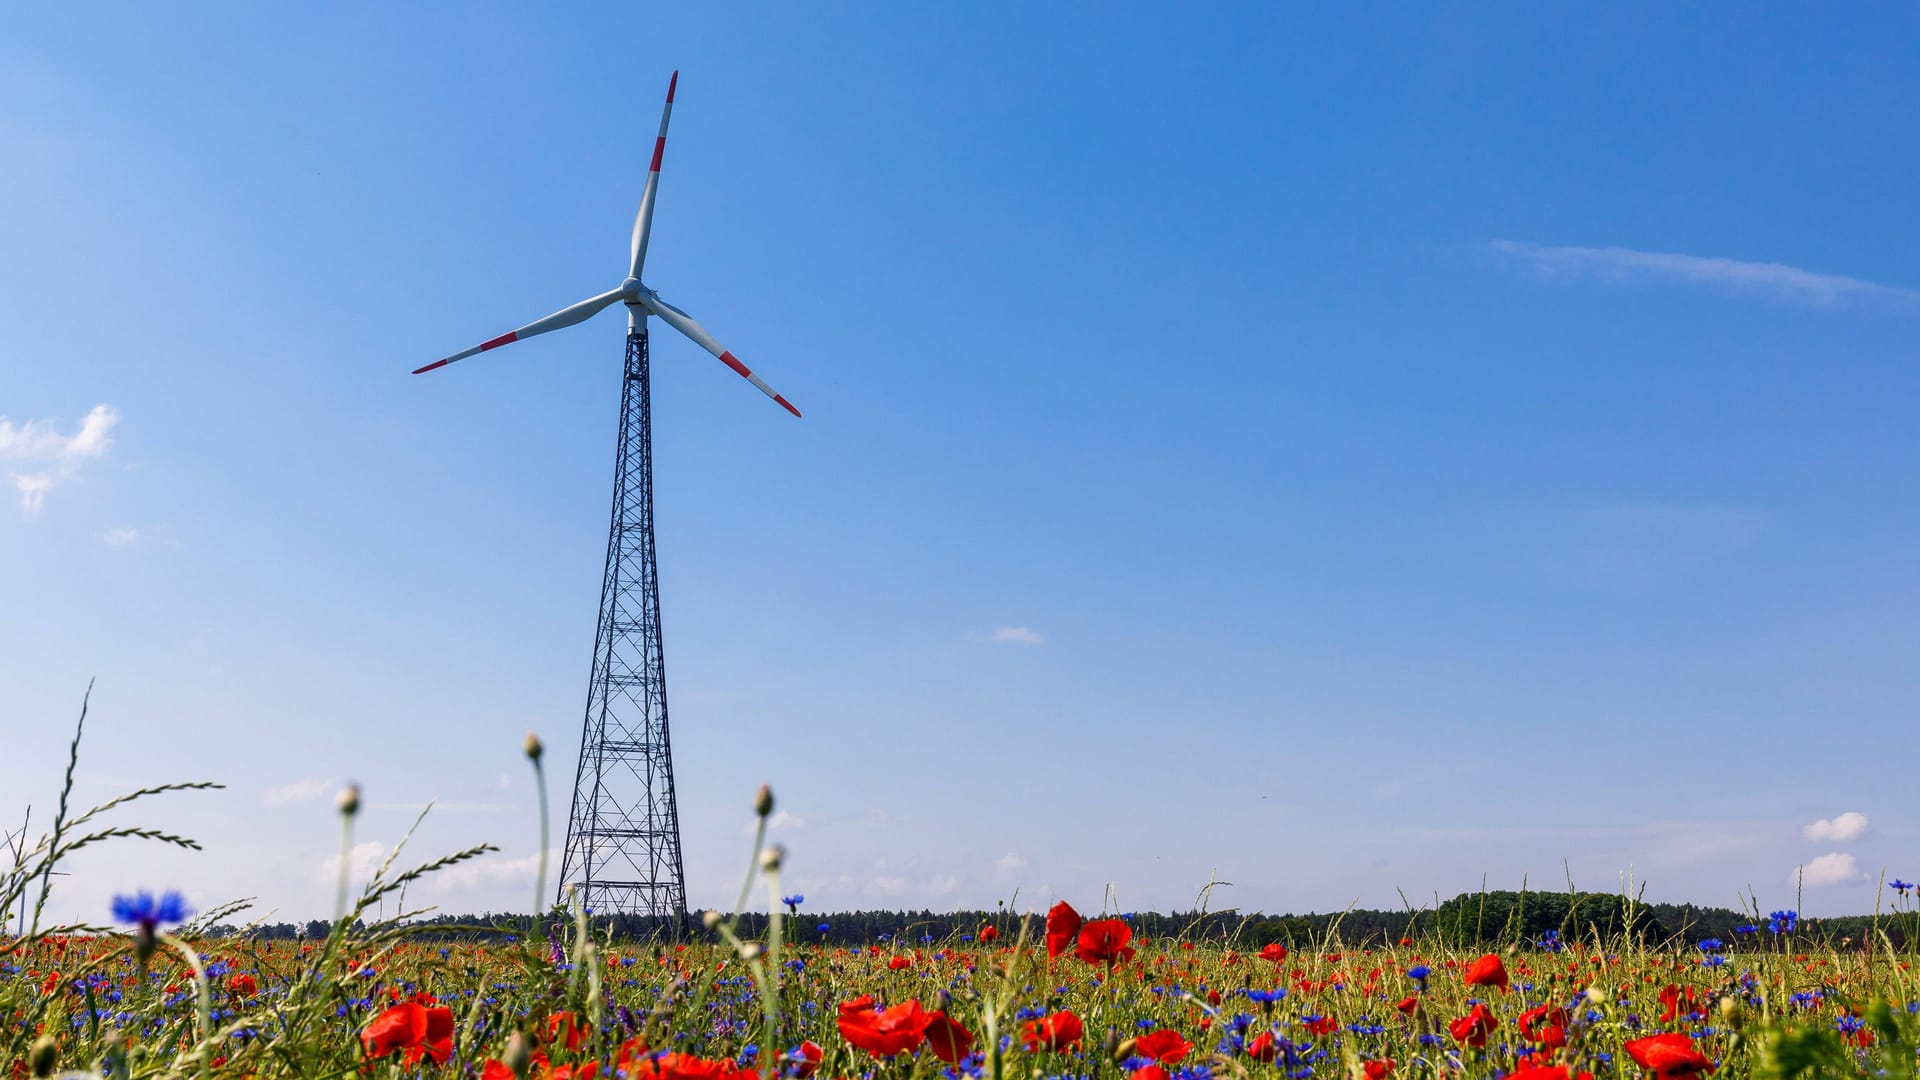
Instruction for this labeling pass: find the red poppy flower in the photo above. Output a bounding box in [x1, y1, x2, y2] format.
[362, 1001, 454, 1064]
[1508, 1065, 1593, 1080]
[1658, 984, 1704, 1025]
[1046, 901, 1084, 960]
[1245, 1032, 1278, 1063]
[1395, 995, 1419, 1016]
[1131, 1067, 1169, 1080]
[549, 1010, 589, 1052]
[1301, 1015, 1338, 1037]
[1133, 1029, 1191, 1063]
[792, 1041, 822, 1079]
[1518, 1004, 1569, 1049]
[978, 925, 999, 942]
[1076, 919, 1136, 966]
[631, 1052, 747, 1080]
[837, 995, 932, 1057]
[888, 956, 912, 970]
[1259, 943, 1288, 964]
[1463, 953, 1510, 992]
[227, 973, 257, 996]
[362, 1002, 427, 1060]
[1624, 1032, 1716, 1077]
[923, 1011, 975, 1064]
[1364, 1061, 1397, 1080]
[1448, 1003, 1497, 1048]
[1020, 1010, 1085, 1052]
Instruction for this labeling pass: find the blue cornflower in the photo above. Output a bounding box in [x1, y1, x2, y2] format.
[815, 922, 830, 934]
[1697, 938, 1725, 952]
[781, 894, 804, 914]
[1537, 929, 1563, 952]
[111, 891, 191, 932]
[1734, 924, 1758, 935]
[1767, 910, 1799, 935]
[1891, 880, 1913, 895]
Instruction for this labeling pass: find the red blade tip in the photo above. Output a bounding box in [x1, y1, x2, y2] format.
[667, 71, 678, 103]
[775, 395, 802, 418]
[413, 359, 451, 374]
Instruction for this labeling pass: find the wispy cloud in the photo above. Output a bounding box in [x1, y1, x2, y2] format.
[0, 404, 120, 514]
[1492, 240, 1917, 307]
[1803, 812, 1868, 842]
[434, 848, 557, 892]
[320, 840, 388, 884]
[992, 626, 1045, 645]
[100, 527, 140, 547]
[264, 777, 338, 806]
[741, 810, 807, 837]
[1792, 852, 1860, 888]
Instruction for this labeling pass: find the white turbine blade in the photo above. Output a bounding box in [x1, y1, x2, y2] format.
[414, 289, 624, 374]
[627, 71, 678, 282]
[641, 293, 801, 417]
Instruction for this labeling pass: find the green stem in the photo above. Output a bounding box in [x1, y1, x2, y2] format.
[533, 750, 550, 942]
[159, 929, 213, 1080]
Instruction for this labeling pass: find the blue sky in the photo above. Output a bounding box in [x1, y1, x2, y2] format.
[4, 5, 1918, 925]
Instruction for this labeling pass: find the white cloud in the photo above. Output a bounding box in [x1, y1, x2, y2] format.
[1803, 812, 1868, 842]
[100, 527, 139, 546]
[434, 849, 556, 893]
[264, 777, 338, 806]
[741, 810, 807, 837]
[995, 852, 1028, 873]
[992, 626, 1045, 645]
[1492, 240, 1917, 307]
[321, 840, 388, 884]
[0, 404, 120, 514]
[1792, 852, 1860, 888]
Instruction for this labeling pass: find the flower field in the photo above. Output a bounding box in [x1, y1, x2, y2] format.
[7, 712, 1919, 1079]
[11, 885, 1920, 1079]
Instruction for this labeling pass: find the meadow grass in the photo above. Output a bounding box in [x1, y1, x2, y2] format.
[6, 693, 1917, 1079]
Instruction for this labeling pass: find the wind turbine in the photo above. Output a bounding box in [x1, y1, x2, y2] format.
[413, 71, 799, 418]
[414, 72, 798, 920]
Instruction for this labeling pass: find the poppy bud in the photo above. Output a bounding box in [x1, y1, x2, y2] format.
[936, 989, 952, 1010]
[739, 942, 763, 961]
[1720, 996, 1744, 1029]
[760, 844, 785, 872]
[504, 1030, 533, 1079]
[754, 784, 774, 818]
[336, 783, 361, 817]
[701, 910, 723, 930]
[1112, 1035, 1134, 1062]
[524, 733, 544, 761]
[29, 1034, 56, 1078]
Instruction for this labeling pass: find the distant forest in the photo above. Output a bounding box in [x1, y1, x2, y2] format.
[213, 891, 1920, 950]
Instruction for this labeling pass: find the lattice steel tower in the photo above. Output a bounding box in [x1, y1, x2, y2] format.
[411, 71, 803, 923]
[557, 317, 687, 918]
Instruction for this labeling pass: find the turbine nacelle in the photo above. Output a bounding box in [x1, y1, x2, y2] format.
[620, 277, 648, 301]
